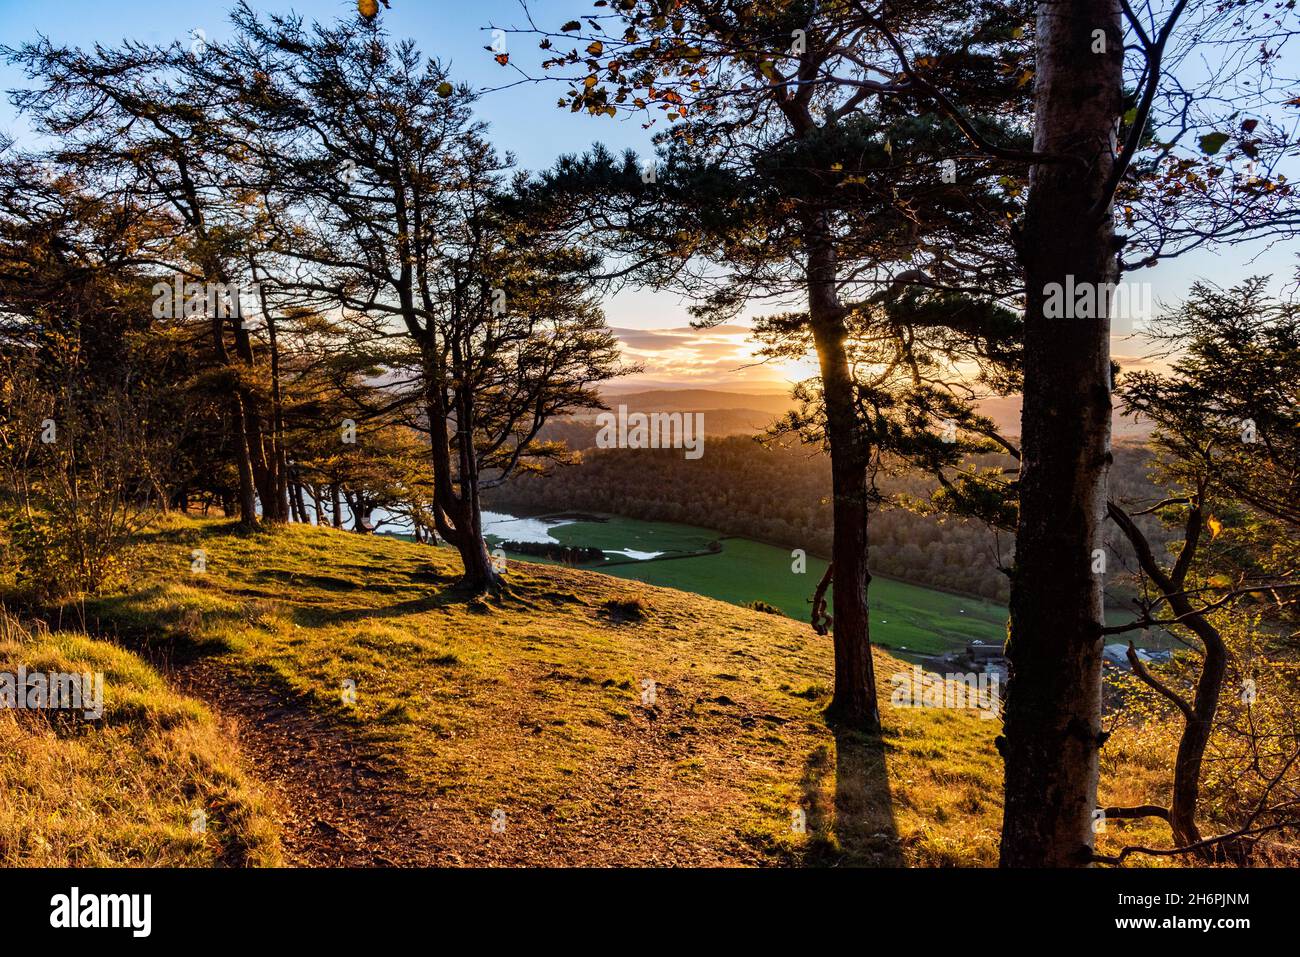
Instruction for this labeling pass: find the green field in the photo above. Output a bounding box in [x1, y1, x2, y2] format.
[548, 515, 719, 559]
[486, 513, 1008, 656]
[597, 538, 1007, 656]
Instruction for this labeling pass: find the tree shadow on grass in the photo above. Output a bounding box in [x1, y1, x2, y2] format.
[64, 586, 244, 670]
[315, 581, 514, 625]
[800, 728, 903, 866]
[132, 518, 260, 547]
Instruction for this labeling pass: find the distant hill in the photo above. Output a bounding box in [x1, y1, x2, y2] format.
[540, 388, 796, 448]
[976, 395, 1152, 440]
[599, 389, 796, 416]
[544, 388, 1151, 447]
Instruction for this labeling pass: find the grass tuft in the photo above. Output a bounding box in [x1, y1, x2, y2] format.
[0, 609, 280, 866]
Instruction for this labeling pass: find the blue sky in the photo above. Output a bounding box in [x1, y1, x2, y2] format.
[0, 1, 659, 170]
[1, 0, 1295, 390]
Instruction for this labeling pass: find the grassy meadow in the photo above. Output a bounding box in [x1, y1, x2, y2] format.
[489, 513, 1008, 654]
[69, 516, 1014, 865]
[0, 514, 1189, 867]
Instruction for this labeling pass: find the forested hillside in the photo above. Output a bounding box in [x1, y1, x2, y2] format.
[487, 436, 1174, 604]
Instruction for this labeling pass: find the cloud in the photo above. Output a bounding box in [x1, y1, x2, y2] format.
[610, 324, 751, 350]
[610, 324, 800, 388]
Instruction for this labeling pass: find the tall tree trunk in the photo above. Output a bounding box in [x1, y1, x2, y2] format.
[288, 480, 304, 523]
[999, 0, 1123, 867]
[213, 318, 258, 528]
[806, 212, 878, 731]
[191, 247, 268, 529]
[290, 481, 308, 525]
[233, 407, 259, 528]
[184, 189, 267, 530]
[257, 281, 291, 524]
[1170, 706, 1215, 852]
[308, 484, 324, 526]
[227, 315, 278, 522]
[457, 525, 499, 590]
[433, 475, 501, 592]
[422, 347, 501, 593]
[331, 484, 343, 528]
[345, 491, 373, 533]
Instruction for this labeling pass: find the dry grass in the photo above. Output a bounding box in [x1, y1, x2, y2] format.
[75, 516, 1022, 865]
[1096, 718, 1196, 864]
[0, 609, 281, 866]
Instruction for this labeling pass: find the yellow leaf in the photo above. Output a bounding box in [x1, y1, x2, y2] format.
[1207, 515, 1223, 540]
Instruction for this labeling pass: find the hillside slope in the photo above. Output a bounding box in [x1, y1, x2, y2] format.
[80, 518, 1010, 866]
[0, 612, 280, 866]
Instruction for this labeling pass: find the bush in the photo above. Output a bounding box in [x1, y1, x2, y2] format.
[5, 513, 68, 600]
[4, 503, 137, 601]
[0, 389, 155, 600]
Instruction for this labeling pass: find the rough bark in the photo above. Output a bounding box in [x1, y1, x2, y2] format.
[806, 212, 879, 731]
[227, 315, 278, 523]
[999, 0, 1124, 867]
[307, 484, 325, 526]
[232, 407, 259, 527]
[421, 340, 502, 593]
[290, 481, 308, 524]
[345, 491, 374, 534]
[213, 317, 258, 528]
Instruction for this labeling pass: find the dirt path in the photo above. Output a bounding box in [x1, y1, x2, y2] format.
[172, 655, 765, 867]
[173, 658, 434, 866]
